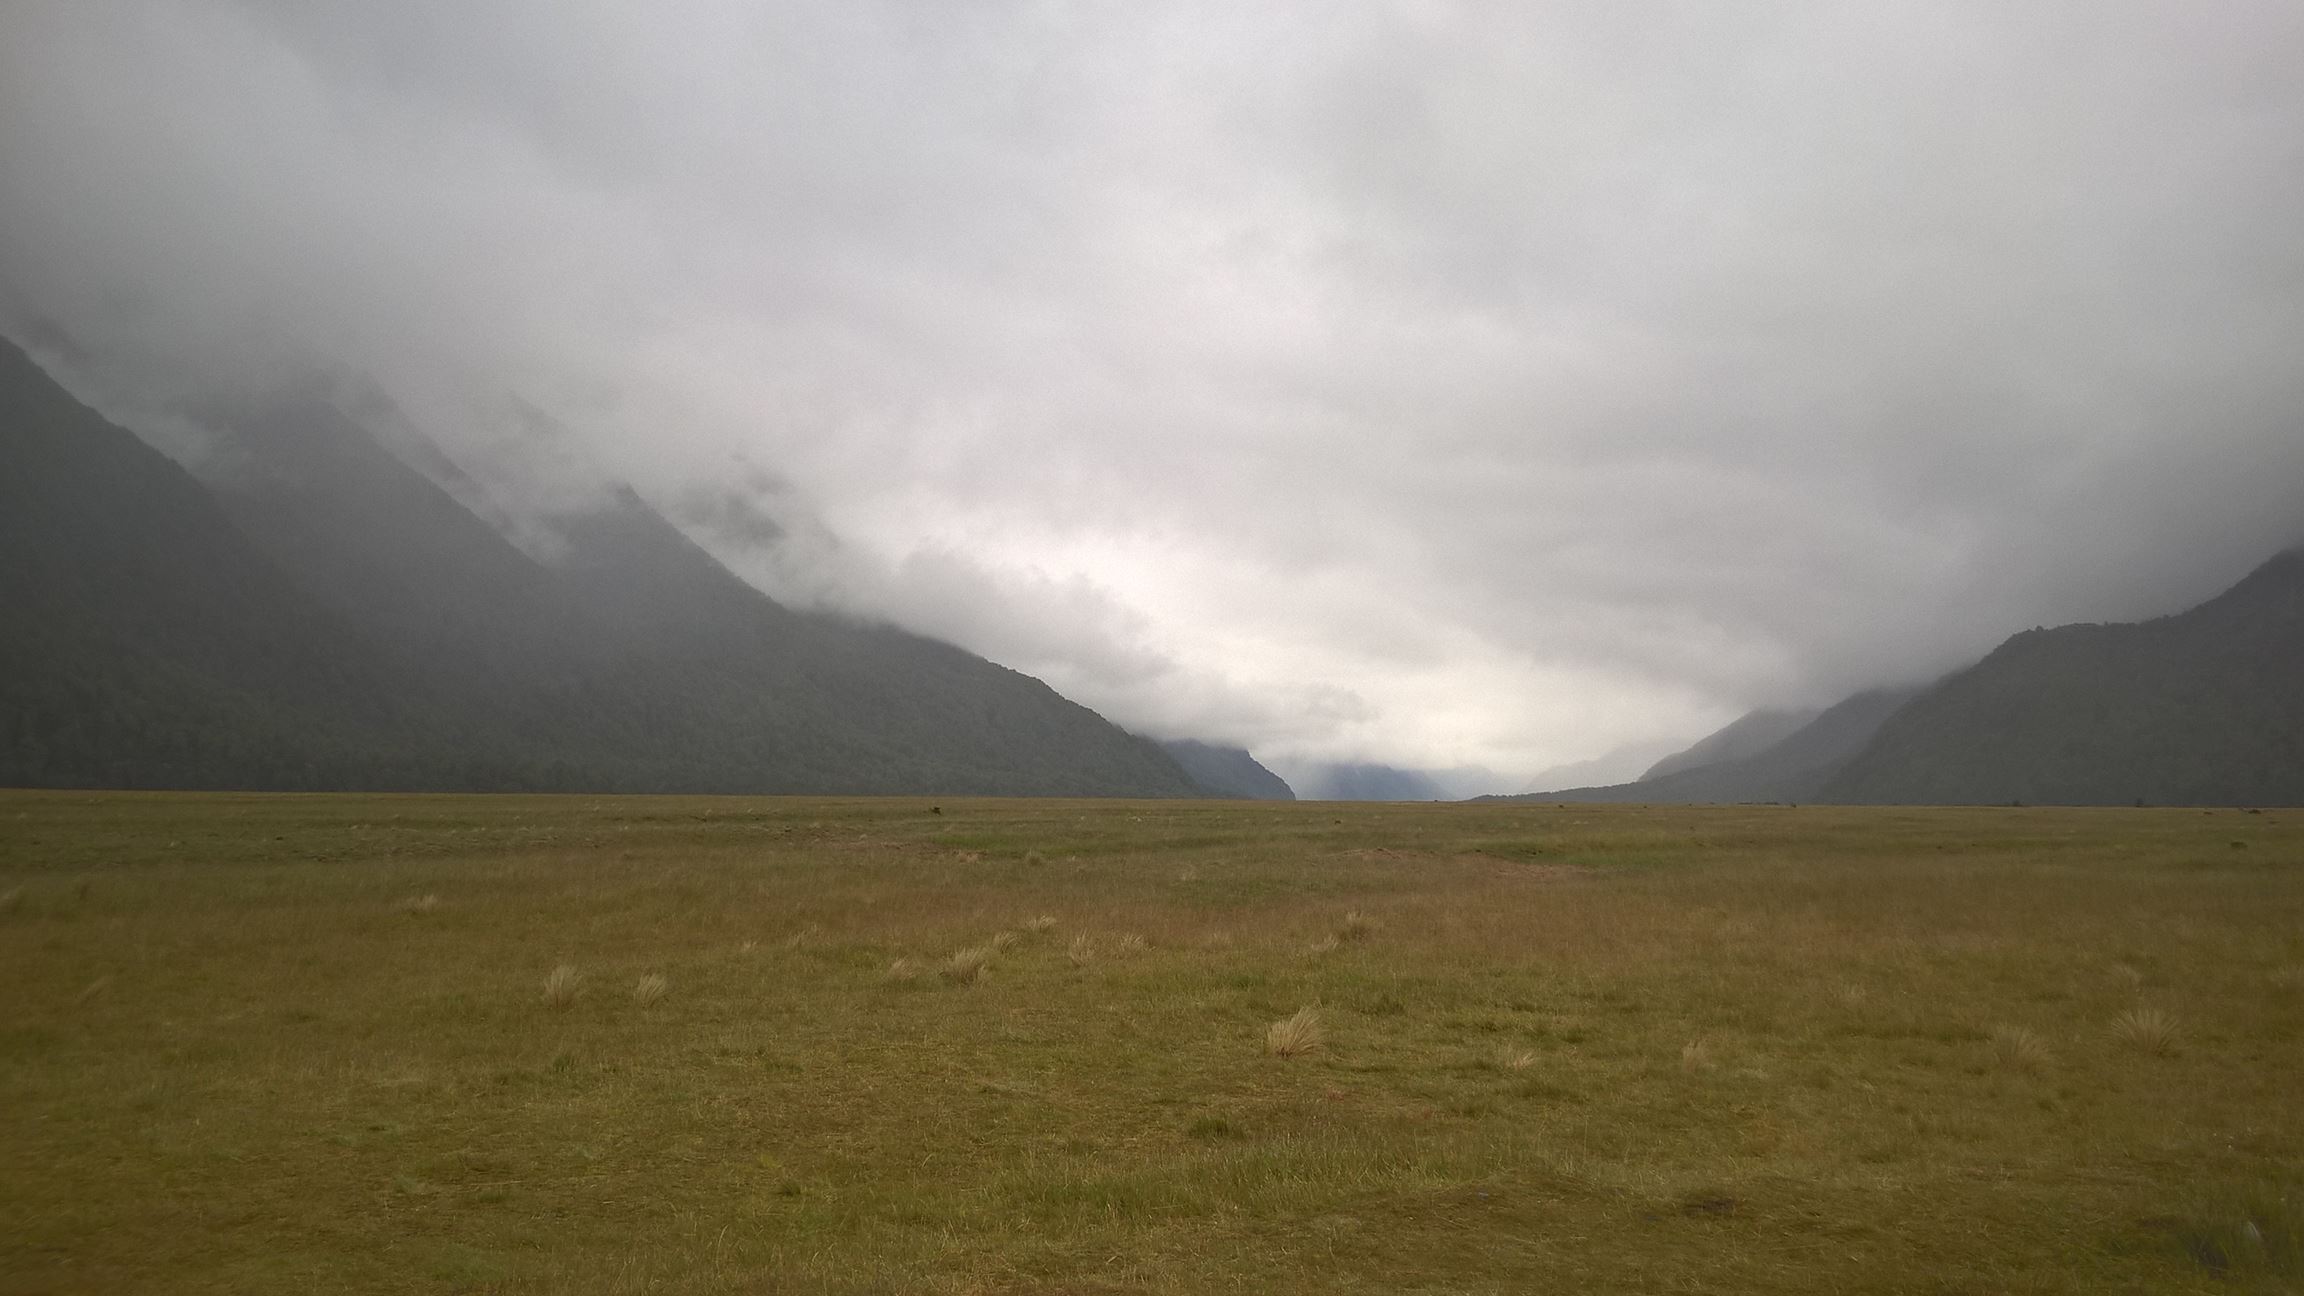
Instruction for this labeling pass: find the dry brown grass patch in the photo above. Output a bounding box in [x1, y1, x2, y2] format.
[632, 973, 669, 1006]
[1266, 1006, 1324, 1057]
[542, 964, 584, 1008]
[943, 946, 995, 985]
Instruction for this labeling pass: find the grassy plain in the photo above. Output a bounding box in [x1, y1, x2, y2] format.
[2, 790, 2300, 1294]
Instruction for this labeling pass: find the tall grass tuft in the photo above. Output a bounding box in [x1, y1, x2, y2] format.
[1066, 935, 1096, 967]
[1115, 933, 1148, 956]
[943, 946, 995, 985]
[400, 893, 441, 916]
[1266, 1006, 1324, 1057]
[632, 973, 669, 1006]
[989, 930, 1020, 952]
[1338, 911, 1378, 942]
[1989, 1024, 2051, 1072]
[1025, 915, 1059, 936]
[542, 964, 584, 1008]
[2111, 1006, 2180, 1055]
[885, 957, 924, 984]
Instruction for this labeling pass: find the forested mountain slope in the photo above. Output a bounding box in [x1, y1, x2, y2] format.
[1821, 551, 2304, 806]
[0, 339, 1201, 796]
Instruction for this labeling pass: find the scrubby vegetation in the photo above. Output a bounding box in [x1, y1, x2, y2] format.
[2, 791, 2299, 1292]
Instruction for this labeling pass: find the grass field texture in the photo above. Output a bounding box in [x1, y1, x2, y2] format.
[2, 791, 2300, 1293]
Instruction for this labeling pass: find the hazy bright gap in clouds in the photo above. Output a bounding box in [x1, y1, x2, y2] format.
[3, 2, 2301, 786]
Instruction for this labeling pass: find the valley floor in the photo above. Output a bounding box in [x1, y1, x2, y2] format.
[2, 792, 2299, 1294]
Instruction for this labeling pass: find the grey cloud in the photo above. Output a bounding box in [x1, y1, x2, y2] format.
[3, 2, 2300, 777]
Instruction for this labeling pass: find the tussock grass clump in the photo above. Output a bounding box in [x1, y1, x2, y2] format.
[1303, 935, 1341, 958]
[1989, 1024, 2051, 1072]
[541, 964, 584, 1008]
[1338, 910, 1377, 942]
[632, 973, 669, 1006]
[1024, 915, 1058, 936]
[1066, 935, 1096, 967]
[2111, 1006, 2180, 1055]
[1501, 1047, 1538, 1072]
[943, 947, 995, 985]
[988, 930, 1020, 952]
[1114, 933, 1148, 957]
[885, 957, 924, 984]
[400, 893, 441, 916]
[1022, 850, 1046, 867]
[1266, 1006, 1323, 1058]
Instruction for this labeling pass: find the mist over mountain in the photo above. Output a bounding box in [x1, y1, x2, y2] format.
[1640, 709, 1822, 782]
[0, 338, 1203, 796]
[1275, 762, 1449, 803]
[1821, 551, 2304, 806]
[6, 5, 2303, 781]
[1497, 688, 1918, 806]
[1156, 740, 1295, 801]
[1488, 553, 2304, 807]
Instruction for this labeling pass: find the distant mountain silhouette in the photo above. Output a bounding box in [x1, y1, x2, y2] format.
[1156, 740, 1295, 800]
[1490, 687, 1917, 805]
[1640, 707, 1821, 780]
[1820, 551, 2304, 806]
[1285, 762, 1448, 801]
[1488, 550, 2304, 808]
[0, 338, 1201, 796]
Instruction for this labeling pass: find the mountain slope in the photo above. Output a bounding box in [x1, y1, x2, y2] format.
[1283, 762, 1448, 801]
[1, 340, 1201, 796]
[1157, 740, 1296, 800]
[1641, 706, 1821, 781]
[1484, 687, 1917, 805]
[0, 342, 523, 788]
[1821, 552, 2304, 806]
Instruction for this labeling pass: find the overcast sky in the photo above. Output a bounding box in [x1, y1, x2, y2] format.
[4, 2, 2302, 785]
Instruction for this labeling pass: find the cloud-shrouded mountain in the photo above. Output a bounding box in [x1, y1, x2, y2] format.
[1156, 740, 1295, 801]
[5, 5, 2303, 779]
[1820, 550, 2304, 807]
[1496, 688, 1917, 806]
[1487, 553, 2304, 807]
[1639, 708, 1823, 782]
[0, 338, 1203, 797]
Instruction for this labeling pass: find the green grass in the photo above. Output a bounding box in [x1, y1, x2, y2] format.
[2, 791, 2301, 1293]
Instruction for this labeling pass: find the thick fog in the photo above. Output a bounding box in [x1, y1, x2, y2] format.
[4, 2, 2301, 782]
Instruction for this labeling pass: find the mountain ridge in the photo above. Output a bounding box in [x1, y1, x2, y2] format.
[0, 338, 1203, 796]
